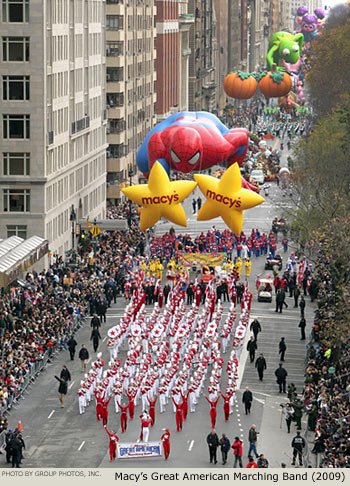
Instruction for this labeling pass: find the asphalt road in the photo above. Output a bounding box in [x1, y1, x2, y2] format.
[2, 140, 314, 468]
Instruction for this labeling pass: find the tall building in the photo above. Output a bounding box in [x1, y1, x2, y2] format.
[213, 0, 228, 116]
[188, 0, 217, 113]
[0, 0, 107, 256]
[280, 0, 293, 32]
[178, 1, 194, 112]
[270, 0, 280, 33]
[247, 0, 266, 71]
[228, 0, 242, 72]
[155, 0, 179, 121]
[106, 0, 157, 203]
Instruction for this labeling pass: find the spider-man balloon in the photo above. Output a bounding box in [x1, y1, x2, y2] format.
[136, 111, 257, 191]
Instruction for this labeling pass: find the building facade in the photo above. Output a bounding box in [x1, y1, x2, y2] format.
[178, 1, 194, 112]
[0, 0, 107, 256]
[228, 0, 242, 72]
[188, 0, 217, 113]
[279, 0, 293, 32]
[106, 0, 157, 202]
[155, 0, 179, 121]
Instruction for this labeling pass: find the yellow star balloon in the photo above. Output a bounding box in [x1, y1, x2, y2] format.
[121, 161, 197, 231]
[194, 163, 265, 234]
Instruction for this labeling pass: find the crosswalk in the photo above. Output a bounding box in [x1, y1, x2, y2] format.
[240, 295, 314, 396]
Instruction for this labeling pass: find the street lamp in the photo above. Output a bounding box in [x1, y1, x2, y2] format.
[127, 167, 134, 227]
[128, 167, 134, 187]
[70, 205, 76, 251]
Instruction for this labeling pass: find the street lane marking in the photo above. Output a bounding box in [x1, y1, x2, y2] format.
[78, 441, 85, 451]
[48, 410, 55, 419]
[254, 398, 265, 405]
[68, 380, 75, 390]
[245, 391, 272, 397]
[272, 138, 280, 151]
[188, 440, 194, 451]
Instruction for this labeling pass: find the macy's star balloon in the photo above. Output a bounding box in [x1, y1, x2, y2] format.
[121, 161, 197, 231]
[194, 163, 265, 235]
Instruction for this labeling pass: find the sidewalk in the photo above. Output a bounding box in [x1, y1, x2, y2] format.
[257, 396, 308, 468]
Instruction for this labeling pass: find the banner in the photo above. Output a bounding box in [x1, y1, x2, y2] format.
[179, 252, 226, 268]
[117, 441, 162, 459]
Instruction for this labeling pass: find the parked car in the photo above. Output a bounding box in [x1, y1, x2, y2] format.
[257, 277, 273, 303]
[265, 254, 283, 271]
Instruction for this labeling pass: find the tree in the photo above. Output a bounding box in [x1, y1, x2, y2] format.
[284, 109, 350, 249]
[306, 6, 350, 117]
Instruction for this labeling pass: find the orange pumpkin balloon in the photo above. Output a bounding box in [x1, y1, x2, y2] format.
[258, 69, 292, 98]
[223, 71, 257, 100]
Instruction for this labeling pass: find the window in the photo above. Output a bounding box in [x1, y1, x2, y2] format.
[109, 144, 127, 158]
[3, 152, 30, 175]
[2, 36, 29, 61]
[106, 93, 124, 107]
[3, 114, 30, 139]
[106, 41, 123, 57]
[3, 75, 29, 100]
[3, 188, 30, 212]
[106, 15, 123, 30]
[107, 67, 123, 82]
[6, 224, 27, 238]
[109, 119, 125, 134]
[2, 0, 29, 22]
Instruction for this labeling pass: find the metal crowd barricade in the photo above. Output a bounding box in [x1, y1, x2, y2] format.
[0, 429, 6, 452]
[1, 312, 88, 416]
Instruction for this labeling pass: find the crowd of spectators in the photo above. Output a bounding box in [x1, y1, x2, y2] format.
[302, 251, 350, 468]
[0, 227, 146, 422]
[106, 202, 138, 222]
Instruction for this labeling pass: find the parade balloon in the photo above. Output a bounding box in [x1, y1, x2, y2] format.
[223, 71, 257, 100]
[295, 5, 325, 43]
[297, 5, 308, 16]
[136, 111, 257, 192]
[266, 32, 304, 70]
[259, 67, 293, 98]
[194, 163, 265, 235]
[121, 161, 197, 231]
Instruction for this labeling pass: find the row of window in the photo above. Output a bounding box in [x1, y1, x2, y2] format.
[46, 209, 69, 244]
[3, 181, 106, 214]
[2, 36, 29, 61]
[3, 188, 30, 212]
[3, 75, 29, 100]
[2, 0, 29, 23]
[3, 114, 30, 139]
[3, 152, 30, 175]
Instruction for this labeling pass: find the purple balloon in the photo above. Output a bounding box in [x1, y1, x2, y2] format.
[303, 14, 317, 24]
[297, 5, 308, 16]
[314, 8, 325, 19]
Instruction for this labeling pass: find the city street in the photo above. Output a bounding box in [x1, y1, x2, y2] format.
[2, 142, 315, 469]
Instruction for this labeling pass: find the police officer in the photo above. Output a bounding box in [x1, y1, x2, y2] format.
[250, 319, 262, 342]
[247, 336, 258, 363]
[291, 431, 305, 466]
[275, 363, 288, 393]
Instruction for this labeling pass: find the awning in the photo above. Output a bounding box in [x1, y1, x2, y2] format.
[0, 235, 48, 287]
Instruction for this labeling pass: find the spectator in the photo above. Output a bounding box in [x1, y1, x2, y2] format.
[219, 433, 230, 465]
[232, 436, 243, 468]
[257, 454, 269, 468]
